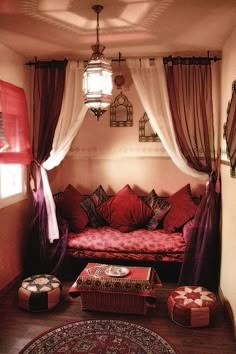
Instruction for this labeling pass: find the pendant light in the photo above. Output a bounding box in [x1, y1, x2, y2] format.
[83, 5, 113, 120]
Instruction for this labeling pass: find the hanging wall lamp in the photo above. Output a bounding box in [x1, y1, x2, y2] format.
[114, 52, 125, 89]
[83, 4, 113, 120]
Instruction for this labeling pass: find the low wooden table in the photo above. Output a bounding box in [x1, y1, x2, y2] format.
[68, 263, 162, 315]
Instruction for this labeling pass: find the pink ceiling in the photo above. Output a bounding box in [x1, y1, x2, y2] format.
[0, 0, 236, 60]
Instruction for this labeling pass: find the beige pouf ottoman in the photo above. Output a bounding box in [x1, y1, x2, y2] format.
[167, 285, 217, 327]
[18, 274, 61, 312]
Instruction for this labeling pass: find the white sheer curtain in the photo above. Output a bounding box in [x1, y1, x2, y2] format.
[126, 58, 207, 180]
[41, 60, 88, 242]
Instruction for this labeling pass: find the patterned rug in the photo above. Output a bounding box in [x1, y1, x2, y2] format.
[19, 319, 177, 353]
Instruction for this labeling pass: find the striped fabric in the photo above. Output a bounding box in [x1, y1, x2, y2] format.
[90, 185, 109, 206]
[144, 189, 172, 230]
[80, 185, 109, 227]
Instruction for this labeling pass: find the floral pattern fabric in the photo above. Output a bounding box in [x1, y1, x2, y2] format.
[67, 226, 185, 262]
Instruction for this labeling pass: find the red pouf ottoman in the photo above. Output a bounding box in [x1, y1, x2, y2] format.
[167, 286, 217, 327]
[18, 274, 62, 312]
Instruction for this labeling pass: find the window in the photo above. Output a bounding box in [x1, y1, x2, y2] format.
[0, 80, 32, 208]
[0, 164, 26, 208]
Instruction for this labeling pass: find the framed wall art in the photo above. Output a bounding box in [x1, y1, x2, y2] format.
[139, 112, 160, 142]
[110, 92, 133, 127]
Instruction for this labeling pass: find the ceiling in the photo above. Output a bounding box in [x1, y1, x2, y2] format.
[0, 0, 236, 61]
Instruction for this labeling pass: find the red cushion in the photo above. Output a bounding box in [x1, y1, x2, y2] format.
[97, 185, 153, 233]
[56, 184, 88, 232]
[163, 184, 197, 233]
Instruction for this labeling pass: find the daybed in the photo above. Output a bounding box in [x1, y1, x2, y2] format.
[55, 183, 198, 278]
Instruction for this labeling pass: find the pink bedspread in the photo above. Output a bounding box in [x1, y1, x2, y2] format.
[67, 226, 186, 262]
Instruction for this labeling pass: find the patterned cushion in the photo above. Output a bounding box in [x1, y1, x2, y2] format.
[80, 185, 109, 227]
[67, 226, 186, 262]
[163, 184, 197, 233]
[97, 185, 153, 233]
[167, 286, 217, 327]
[56, 184, 88, 232]
[18, 274, 61, 312]
[90, 185, 109, 206]
[144, 189, 172, 230]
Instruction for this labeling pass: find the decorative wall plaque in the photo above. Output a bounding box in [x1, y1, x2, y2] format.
[139, 112, 160, 142]
[110, 92, 133, 127]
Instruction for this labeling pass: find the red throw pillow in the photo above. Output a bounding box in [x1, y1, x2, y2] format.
[97, 184, 153, 233]
[56, 184, 88, 232]
[163, 184, 197, 233]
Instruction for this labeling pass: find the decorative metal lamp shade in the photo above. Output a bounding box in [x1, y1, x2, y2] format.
[83, 5, 113, 120]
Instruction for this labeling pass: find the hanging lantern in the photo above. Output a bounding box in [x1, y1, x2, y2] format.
[83, 5, 113, 120]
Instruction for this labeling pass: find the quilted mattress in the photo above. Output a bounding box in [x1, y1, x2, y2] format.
[67, 226, 185, 262]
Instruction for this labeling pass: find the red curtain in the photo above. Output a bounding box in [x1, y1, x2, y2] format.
[26, 59, 67, 275]
[164, 57, 220, 291]
[164, 58, 215, 173]
[0, 80, 32, 164]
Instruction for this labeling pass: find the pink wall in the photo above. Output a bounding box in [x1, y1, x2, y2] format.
[50, 62, 204, 197]
[50, 157, 205, 197]
[0, 200, 31, 290]
[220, 26, 236, 337]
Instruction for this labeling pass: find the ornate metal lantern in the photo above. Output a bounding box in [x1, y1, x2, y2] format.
[83, 5, 113, 120]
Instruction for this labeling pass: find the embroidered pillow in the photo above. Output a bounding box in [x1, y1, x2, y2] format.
[144, 189, 172, 230]
[97, 184, 153, 233]
[80, 185, 109, 227]
[56, 184, 88, 232]
[163, 184, 197, 233]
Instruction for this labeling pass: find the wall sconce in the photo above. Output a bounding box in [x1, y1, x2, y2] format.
[114, 52, 125, 89]
[83, 5, 113, 120]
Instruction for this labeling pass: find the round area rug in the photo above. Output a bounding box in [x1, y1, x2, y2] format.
[19, 319, 177, 354]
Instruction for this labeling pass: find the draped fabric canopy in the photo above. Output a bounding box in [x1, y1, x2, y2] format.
[29, 60, 88, 274]
[164, 57, 220, 291]
[126, 58, 207, 180]
[28, 56, 221, 289]
[29, 59, 67, 273]
[127, 57, 220, 291]
[43, 61, 88, 171]
[0, 80, 32, 164]
[164, 58, 215, 173]
[41, 61, 88, 244]
[33, 60, 68, 163]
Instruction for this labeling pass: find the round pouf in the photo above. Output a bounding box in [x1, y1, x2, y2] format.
[167, 286, 217, 328]
[18, 274, 61, 312]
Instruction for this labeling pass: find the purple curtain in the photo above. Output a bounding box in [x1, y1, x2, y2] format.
[164, 57, 220, 291]
[26, 59, 67, 275]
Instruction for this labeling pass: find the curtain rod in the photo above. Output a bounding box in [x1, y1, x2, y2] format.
[25, 54, 221, 66]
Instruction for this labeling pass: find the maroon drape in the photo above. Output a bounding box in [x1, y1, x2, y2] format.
[164, 57, 220, 291]
[0, 80, 32, 164]
[26, 59, 67, 275]
[164, 57, 215, 172]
